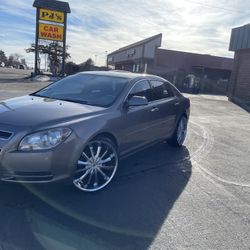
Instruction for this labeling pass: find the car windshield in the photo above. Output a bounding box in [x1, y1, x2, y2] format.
[32, 74, 129, 107]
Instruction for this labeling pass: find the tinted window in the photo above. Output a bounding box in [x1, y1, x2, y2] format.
[128, 80, 153, 101]
[150, 81, 175, 101]
[34, 74, 129, 107]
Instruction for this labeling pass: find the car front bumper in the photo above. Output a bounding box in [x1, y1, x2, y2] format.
[0, 133, 84, 183]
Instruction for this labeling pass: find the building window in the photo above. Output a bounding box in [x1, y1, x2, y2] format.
[107, 56, 113, 63]
[127, 49, 136, 58]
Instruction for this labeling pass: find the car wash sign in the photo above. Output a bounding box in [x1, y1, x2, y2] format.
[33, 0, 70, 43]
[38, 8, 65, 41]
[33, 0, 71, 74]
[39, 23, 64, 41]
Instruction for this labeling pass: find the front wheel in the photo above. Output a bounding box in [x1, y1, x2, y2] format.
[73, 137, 118, 192]
[167, 116, 188, 147]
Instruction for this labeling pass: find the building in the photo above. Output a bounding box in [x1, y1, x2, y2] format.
[107, 34, 162, 73]
[228, 23, 250, 110]
[107, 34, 234, 94]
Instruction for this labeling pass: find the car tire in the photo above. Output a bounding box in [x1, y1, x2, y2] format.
[73, 136, 119, 192]
[167, 116, 188, 147]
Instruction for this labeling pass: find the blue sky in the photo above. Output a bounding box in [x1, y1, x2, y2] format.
[0, 0, 250, 66]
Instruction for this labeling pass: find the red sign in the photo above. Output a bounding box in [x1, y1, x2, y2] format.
[39, 23, 64, 41]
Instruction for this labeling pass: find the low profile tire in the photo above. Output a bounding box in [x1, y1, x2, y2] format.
[167, 116, 188, 147]
[73, 137, 119, 192]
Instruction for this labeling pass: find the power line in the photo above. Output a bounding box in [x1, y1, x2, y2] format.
[184, 0, 248, 14]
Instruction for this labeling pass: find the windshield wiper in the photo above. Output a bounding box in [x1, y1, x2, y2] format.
[30, 93, 50, 98]
[30, 94, 89, 105]
[58, 98, 89, 105]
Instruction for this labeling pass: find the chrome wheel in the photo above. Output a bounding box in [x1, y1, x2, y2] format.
[177, 116, 187, 145]
[73, 139, 118, 192]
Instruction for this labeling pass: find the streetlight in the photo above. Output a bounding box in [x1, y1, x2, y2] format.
[105, 50, 108, 67]
[94, 55, 98, 65]
[94, 51, 109, 66]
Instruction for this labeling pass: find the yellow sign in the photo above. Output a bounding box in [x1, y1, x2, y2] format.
[39, 23, 64, 41]
[39, 8, 64, 23]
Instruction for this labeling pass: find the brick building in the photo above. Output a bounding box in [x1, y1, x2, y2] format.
[228, 24, 250, 110]
[108, 34, 233, 94]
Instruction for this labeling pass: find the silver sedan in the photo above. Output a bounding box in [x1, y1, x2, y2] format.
[0, 71, 190, 192]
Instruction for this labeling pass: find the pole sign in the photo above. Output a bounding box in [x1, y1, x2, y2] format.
[33, 0, 71, 76]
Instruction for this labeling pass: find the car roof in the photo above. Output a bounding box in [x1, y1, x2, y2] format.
[76, 71, 165, 81]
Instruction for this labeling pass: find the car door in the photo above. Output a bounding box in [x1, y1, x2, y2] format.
[119, 80, 161, 155]
[150, 80, 179, 139]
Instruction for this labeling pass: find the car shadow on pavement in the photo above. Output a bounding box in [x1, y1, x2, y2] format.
[0, 142, 192, 250]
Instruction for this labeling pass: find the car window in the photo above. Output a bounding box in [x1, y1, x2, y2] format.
[34, 74, 129, 107]
[163, 82, 175, 98]
[150, 80, 175, 101]
[128, 80, 153, 101]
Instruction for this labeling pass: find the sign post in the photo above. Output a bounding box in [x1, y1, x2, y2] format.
[62, 13, 67, 76]
[33, 0, 70, 76]
[34, 7, 40, 75]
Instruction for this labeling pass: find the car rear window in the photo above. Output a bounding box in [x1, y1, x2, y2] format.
[150, 80, 175, 101]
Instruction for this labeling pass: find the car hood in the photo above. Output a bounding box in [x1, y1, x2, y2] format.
[0, 95, 106, 128]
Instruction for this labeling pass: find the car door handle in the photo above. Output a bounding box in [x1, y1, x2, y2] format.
[151, 107, 159, 112]
[174, 102, 180, 106]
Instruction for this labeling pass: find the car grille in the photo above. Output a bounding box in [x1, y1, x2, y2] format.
[0, 130, 13, 140]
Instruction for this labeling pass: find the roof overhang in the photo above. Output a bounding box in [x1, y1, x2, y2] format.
[229, 23, 250, 51]
[33, 0, 71, 13]
[108, 33, 162, 56]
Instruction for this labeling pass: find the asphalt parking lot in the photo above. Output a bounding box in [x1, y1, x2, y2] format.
[0, 69, 249, 250]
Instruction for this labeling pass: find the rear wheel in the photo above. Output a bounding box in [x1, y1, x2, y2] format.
[167, 116, 188, 147]
[73, 137, 118, 192]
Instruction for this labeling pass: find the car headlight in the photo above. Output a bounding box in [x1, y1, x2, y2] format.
[19, 128, 72, 151]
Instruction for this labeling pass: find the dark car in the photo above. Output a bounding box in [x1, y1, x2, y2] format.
[18, 64, 25, 70]
[0, 71, 190, 192]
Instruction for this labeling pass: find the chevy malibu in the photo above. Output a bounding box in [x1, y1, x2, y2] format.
[0, 71, 190, 192]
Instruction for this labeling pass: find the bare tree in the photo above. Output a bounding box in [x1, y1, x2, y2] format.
[0, 50, 7, 66]
[26, 42, 70, 75]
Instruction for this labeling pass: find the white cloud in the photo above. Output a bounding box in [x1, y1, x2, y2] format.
[1, 0, 250, 66]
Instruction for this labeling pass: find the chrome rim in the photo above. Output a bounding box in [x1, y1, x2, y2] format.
[177, 117, 187, 145]
[73, 140, 118, 192]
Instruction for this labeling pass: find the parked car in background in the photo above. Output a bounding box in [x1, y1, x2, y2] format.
[0, 71, 190, 192]
[18, 64, 25, 70]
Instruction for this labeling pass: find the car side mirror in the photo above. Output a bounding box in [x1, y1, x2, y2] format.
[126, 96, 149, 107]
